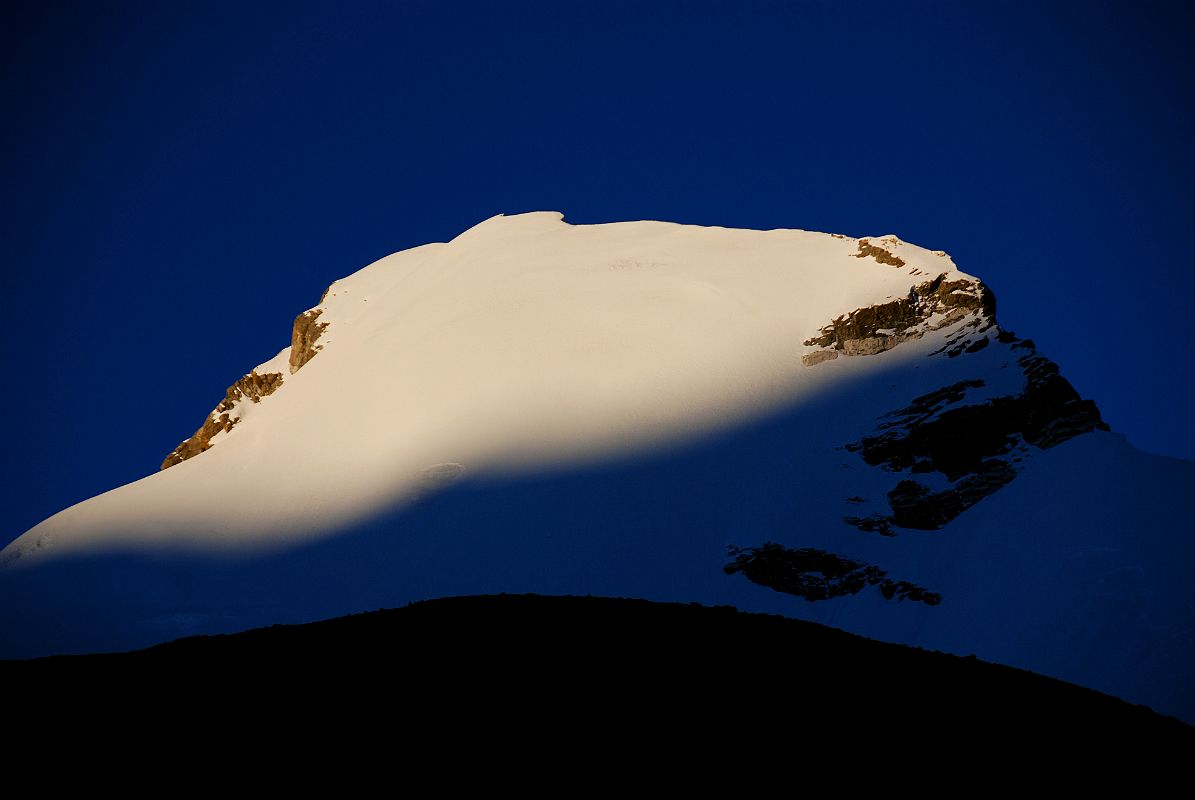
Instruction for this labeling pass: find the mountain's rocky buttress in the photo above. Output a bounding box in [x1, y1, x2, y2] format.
[841, 340, 1108, 535]
[289, 309, 328, 374]
[801, 270, 994, 366]
[161, 371, 285, 469]
[161, 297, 331, 470]
[804, 266, 1111, 535]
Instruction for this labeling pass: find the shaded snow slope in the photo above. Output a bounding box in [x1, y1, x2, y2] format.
[2, 213, 1191, 720]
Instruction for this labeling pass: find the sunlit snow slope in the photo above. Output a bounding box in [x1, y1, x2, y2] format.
[2, 213, 1192, 720]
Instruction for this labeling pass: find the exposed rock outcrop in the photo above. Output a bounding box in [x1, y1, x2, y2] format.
[162, 292, 332, 469]
[161, 371, 284, 470]
[290, 309, 329, 374]
[843, 335, 1109, 533]
[1016, 351, 1108, 448]
[802, 273, 993, 363]
[805, 257, 1103, 535]
[724, 543, 941, 605]
[852, 238, 907, 267]
[885, 462, 1019, 530]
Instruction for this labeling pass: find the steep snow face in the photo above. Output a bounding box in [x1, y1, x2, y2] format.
[1, 213, 981, 562]
[2, 212, 1189, 721]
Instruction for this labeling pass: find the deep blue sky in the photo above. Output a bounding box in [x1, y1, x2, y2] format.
[3, 0, 1193, 545]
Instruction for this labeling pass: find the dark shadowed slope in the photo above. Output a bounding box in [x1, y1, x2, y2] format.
[3, 594, 1187, 745]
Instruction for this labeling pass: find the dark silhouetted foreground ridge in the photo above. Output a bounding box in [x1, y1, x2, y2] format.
[2, 594, 1187, 744]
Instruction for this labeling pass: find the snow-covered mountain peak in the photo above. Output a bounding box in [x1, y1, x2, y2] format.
[0, 216, 1060, 565]
[3, 214, 1189, 724]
